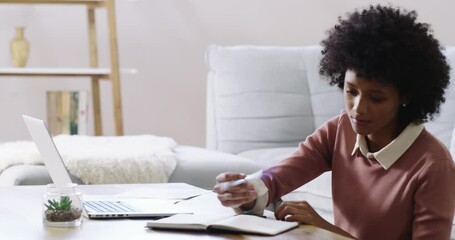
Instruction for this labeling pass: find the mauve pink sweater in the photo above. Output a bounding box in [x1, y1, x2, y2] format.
[261, 112, 455, 239]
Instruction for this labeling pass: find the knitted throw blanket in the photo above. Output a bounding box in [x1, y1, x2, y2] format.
[0, 135, 177, 184]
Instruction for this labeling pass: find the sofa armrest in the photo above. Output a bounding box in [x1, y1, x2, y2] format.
[0, 165, 52, 186]
[0, 165, 83, 186]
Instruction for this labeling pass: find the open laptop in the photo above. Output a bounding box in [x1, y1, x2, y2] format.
[22, 114, 193, 219]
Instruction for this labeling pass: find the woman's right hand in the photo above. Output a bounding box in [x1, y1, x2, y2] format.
[213, 172, 257, 209]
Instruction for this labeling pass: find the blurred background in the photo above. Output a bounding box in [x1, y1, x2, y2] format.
[0, 0, 454, 146]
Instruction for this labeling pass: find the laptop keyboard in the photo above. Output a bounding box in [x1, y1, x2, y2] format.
[84, 201, 137, 213]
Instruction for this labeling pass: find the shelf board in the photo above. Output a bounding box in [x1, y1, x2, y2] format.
[0, 67, 110, 78]
[0, 0, 106, 7]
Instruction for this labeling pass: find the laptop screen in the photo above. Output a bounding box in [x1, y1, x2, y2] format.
[22, 115, 73, 185]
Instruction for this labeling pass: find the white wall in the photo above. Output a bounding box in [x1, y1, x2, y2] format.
[0, 0, 454, 147]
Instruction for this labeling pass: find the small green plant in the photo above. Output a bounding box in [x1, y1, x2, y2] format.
[45, 196, 72, 211]
[44, 196, 82, 222]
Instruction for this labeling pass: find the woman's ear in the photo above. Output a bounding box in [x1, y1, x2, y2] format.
[401, 97, 409, 107]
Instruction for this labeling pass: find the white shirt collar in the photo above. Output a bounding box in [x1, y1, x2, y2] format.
[351, 123, 424, 170]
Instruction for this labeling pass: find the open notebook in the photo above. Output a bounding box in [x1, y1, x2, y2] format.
[22, 114, 196, 219]
[147, 213, 299, 236]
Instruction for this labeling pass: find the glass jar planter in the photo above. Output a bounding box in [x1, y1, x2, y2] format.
[43, 183, 83, 228]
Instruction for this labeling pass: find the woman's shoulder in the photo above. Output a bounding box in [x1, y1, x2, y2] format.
[315, 110, 354, 139]
[327, 110, 352, 131]
[323, 110, 350, 125]
[418, 129, 451, 152]
[413, 128, 454, 165]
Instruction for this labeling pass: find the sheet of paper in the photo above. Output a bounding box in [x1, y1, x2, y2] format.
[173, 192, 236, 215]
[115, 188, 210, 200]
[149, 213, 233, 227]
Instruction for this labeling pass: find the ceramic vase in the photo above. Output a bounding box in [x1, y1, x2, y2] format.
[10, 26, 30, 67]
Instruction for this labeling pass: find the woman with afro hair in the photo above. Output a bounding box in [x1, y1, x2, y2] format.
[214, 5, 455, 239]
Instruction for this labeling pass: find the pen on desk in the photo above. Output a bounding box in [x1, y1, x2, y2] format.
[173, 193, 206, 204]
[173, 196, 195, 204]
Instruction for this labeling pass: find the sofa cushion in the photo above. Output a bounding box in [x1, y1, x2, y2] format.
[237, 147, 296, 167]
[169, 146, 263, 189]
[281, 176, 334, 216]
[425, 47, 455, 148]
[451, 121, 455, 157]
[450, 123, 455, 227]
[206, 45, 315, 154]
[303, 47, 344, 128]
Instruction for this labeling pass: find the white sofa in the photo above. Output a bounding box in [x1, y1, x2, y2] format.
[1, 45, 454, 236]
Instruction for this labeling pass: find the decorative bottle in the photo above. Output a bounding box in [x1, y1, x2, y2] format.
[10, 26, 30, 67]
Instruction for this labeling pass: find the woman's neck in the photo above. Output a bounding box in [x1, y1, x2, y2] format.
[366, 122, 407, 152]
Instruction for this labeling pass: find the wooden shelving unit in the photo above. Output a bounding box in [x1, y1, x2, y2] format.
[0, 0, 123, 136]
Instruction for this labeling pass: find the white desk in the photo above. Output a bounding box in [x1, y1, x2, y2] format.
[0, 183, 351, 240]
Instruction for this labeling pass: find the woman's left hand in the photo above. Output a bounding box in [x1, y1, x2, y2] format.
[275, 201, 325, 227]
[275, 201, 355, 238]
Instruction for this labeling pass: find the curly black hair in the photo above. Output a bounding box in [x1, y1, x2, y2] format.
[319, 5, 450, 125]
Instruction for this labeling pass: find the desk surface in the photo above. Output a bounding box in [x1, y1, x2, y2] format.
[0, 183, 351, 240]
